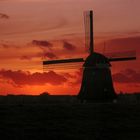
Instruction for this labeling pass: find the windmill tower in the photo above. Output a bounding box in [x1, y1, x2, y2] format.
[43, 10, 136, 102]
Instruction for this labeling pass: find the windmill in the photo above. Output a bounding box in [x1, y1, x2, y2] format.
[43, 10, 136, 102]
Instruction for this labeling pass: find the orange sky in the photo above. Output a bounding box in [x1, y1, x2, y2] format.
[0, 0, 140, 95]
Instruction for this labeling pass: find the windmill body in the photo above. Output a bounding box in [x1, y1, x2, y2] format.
[78, 52, 116, 101]
[43, 10, 136, 102]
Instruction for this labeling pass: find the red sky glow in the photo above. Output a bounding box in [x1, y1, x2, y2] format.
[0, 0, 140, 95]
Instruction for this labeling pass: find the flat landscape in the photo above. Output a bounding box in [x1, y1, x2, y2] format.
[0, 96, 140, 140]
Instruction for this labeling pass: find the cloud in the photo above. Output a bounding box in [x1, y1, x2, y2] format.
[63, 41, 76, 51]
[65, 68, 83, 86]
[107, 36, 140, 50]
[126, 31, 140, 36]
[43, 52, 57, 59]
[112, 69, 140, 84]
[0, 43, 10, 48]
[2, 44, 11, 48]
[0, 13, 9, 19]
[0, 41, 57, 60]
[32, 40, 53, 48]
[31, 40, 59, 60]
[32, 40, 55, 58]
[0, 69, 67, 86]
[20, 55, 33, 60]
[20, 52, 57, 60]
[101, 36, 140, 59]
[71, 68, 83, 85]
[0, 41, 20, 49]
[62, 72, 76, 79]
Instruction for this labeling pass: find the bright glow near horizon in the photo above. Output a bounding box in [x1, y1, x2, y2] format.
[0, 0, 140, 95]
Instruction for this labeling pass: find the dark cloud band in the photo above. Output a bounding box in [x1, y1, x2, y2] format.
[0, 69, 67, 86]
[0, 13, 9, 19]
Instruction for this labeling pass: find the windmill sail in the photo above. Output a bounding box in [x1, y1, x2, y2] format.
[43, 62, 83, 70]
[109, 57, 136, 62]
[43, 58, 84, 65]
[105, 50, 136, 62]
[84, 10, 94, 54]
[43, 58, 84, 70]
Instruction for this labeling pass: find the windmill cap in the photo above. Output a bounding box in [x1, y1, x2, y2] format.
[84, 52, 111, 67]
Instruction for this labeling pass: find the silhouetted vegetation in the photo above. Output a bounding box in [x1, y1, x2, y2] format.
[40, 91, 50, 96]
[0, 94, 140, 139]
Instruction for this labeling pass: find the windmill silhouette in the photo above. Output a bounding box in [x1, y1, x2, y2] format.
[43, 10, 136, 102]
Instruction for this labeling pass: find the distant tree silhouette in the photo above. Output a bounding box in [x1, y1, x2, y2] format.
[40, 92, 50, 96]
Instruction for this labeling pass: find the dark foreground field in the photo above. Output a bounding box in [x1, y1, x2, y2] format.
[0, 96, 140, 140]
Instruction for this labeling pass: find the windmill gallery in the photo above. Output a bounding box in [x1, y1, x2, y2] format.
[43, 10, 136, 102]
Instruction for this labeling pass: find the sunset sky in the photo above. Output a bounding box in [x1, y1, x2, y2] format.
[0, 0, 140, 95]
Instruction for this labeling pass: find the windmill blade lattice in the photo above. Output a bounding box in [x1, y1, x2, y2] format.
[105, 50, 136, 62]
[43, 58, 84, 70]
[84, 11, 90, 53]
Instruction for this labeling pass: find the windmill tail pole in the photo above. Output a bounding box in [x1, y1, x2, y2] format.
[90, 10, 94, 55]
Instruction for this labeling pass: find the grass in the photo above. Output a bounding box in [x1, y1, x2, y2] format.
[0, 96, 140, 140]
